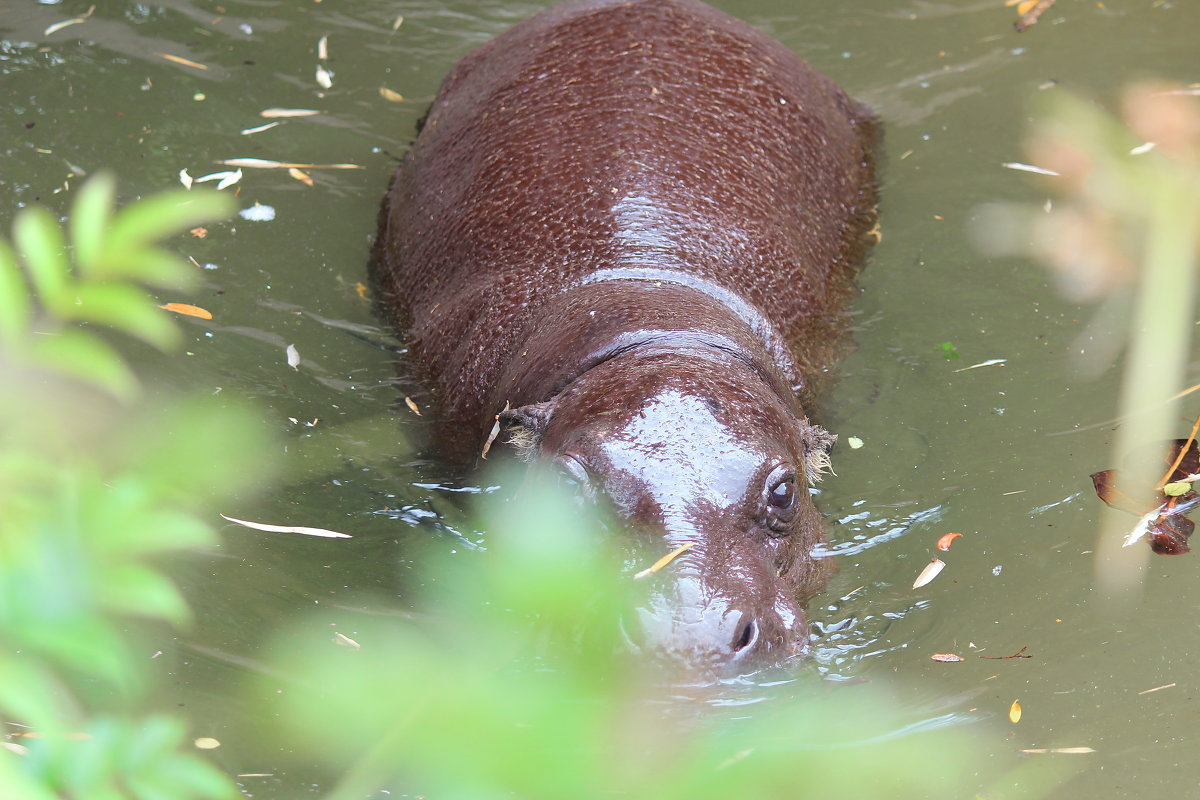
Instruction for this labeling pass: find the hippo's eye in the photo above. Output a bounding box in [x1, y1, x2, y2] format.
[769, 478, 795, 509]
[762, 466, 798, 533]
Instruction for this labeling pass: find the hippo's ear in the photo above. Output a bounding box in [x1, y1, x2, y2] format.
[801, 423, 837, 484]
[499, 400, 555, 462]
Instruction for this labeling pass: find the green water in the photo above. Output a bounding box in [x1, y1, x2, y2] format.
[3, 0, 1199, 796]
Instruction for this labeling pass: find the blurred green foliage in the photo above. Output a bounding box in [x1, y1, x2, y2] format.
[268, 470, 1040, 800]
[0, 173, 228, 399]
[977, 86, 1200, 581]
[0, 175, 254, 799]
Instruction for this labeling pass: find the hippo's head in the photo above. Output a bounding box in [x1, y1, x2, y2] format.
[501, 346, 834, 675]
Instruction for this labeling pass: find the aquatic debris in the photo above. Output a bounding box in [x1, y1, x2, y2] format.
[156, 53, 207, 70]
[44, 5, 94, 36]
[936, 532, 962, 551]
[239, 203, 276, 222]
[634, 542, 696, 580]
[159, 302, 212, 320]
[1001, 161, 1059, 176]
[481, 401, 511, 460]
[980, 645, 1032, 660]
[912, 557, 945, 589]
[219, 514, 352, 539]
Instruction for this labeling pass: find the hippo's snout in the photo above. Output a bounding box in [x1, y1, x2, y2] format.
[621, 575, 805, 674]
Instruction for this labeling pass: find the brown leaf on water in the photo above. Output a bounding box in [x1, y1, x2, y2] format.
[44, 4, 94, 36]
[190, 227, 209, 238]
[1009, 699, 1023, 723]
[404, 396, 421, 416]
[288, 167, 314, 186]
[159, 302, 213, 320]
[930, 653, 965, 663]
[379, 87, 405, 103]
[936, 532, 962, 551]
[156, 53, 208, 70]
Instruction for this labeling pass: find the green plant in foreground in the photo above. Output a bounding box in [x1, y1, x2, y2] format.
[0, 175, 253, 799]
[979, 86, 1200, 586]
[0, 172, 229, 399]
[269, 470, 1049, 800]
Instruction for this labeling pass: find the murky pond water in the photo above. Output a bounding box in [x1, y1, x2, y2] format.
[4, 0, 1200, 796]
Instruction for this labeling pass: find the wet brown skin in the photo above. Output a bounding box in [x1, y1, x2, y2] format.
[371, 0, 876, 674]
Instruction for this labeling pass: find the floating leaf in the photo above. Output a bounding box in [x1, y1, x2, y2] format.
[156, 53, 207, 70]
[912, 558, 945, 589]
[260, 108, 320, 118]
[332, 632, 360, 649]
[219, 514, 351, 539]
[316, 64, 333, 89]
[379, 87, 405, 103]
[930, 653, 965, 663]
[936, 532, 963, 551]
[218, 158, 362, 170]
[634, 542, 695, 580]
[404, 396, 421, 416]
[286, 344, 300, 369]
[44, 5, 94, 36]
[1020, 747, 1095, 755]
[240, 121, 280, 135]
[288, 168, 314, 187]
[1009, 700, 1022, 723]
[159, 303, 213, 320]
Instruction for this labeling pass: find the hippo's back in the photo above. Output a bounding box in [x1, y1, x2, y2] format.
[372, 0, 875, 443]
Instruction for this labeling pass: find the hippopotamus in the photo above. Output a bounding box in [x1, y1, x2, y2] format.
[370, 0, 876, 673]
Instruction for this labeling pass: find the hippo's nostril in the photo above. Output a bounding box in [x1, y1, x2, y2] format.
[730, 614, 759, 655]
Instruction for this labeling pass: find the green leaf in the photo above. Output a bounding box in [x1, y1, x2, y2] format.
[0, 659, 73, 732]
[116, 246, 201, 291]
[67, 283, 181, 351]
[70, 172, 116, 278]
[0, 237, 32, 345]
[13, 205, 71, 314]
[98, 191, 232, 281]
[28, 328, 140, 401]
[98, 563, 190, 624]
